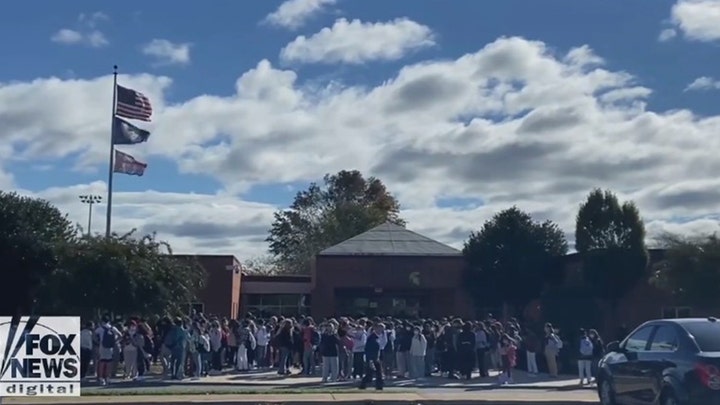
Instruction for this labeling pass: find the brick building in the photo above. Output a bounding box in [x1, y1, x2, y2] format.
[175, 254, 242, 319]
[188, 227, 711, 331]
[311, 222, 475, 319]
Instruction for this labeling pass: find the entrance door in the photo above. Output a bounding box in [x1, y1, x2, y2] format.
[335, 288, 430, 317]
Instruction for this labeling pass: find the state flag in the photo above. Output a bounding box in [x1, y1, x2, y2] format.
[112, 117, 150, 145]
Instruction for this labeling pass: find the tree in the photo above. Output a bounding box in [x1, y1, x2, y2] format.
[243, 255, 282, 275]
[575, 189, 648, 309]
[40, 232, 206, 317]
[541, 283, 603, 337]
[267, 170, 404, 274]
[652, 233, 720, 309]
[0, 192, 75, 315]
[463, 206, 568, 315]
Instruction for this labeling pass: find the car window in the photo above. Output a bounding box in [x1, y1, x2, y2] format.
[624, 326, 654, 352]
[683, 321, 720, 352]
[649, 325, 679, 352]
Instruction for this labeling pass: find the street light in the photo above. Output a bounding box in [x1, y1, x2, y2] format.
[79, 195, 102, 236]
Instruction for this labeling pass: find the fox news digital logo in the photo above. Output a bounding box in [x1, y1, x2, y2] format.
[0, 316, 80, 396]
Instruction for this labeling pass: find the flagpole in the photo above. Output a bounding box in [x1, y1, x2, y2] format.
[105, 65, 118, 238]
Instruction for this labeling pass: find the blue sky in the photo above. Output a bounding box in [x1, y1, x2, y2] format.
[1, 0, 720, 257]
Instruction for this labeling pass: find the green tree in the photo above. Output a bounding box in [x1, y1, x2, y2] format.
[40, 232, 206, 317]
[267, 170, 404, 274]
[0, 192, 75, 315]
[463, 206, 568, 315]
[243, 255, 282, 275]
[652, 233, 720, 309]
[541, 283, 603, 336]
[575, 188, 648, 309]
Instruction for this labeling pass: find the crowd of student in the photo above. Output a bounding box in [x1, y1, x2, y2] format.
[82, 312, 608, 389]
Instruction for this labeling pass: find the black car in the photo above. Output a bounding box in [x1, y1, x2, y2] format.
[597, 317, 720, 405]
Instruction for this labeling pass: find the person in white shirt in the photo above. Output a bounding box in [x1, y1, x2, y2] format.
[208, 322, 223, 374]
[80, 322, 94, 379]
[255, 323, 270, 368]
[350, 325, 367, 379]
[409, 327, 427, 379]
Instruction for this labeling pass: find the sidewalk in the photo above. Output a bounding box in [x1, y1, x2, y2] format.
[78, 369, 594, 396]
[3, 390, 599, 404]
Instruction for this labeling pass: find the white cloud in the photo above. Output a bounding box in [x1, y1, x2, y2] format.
[141, 39, 192, 66]
[669, 0, 720, 42]
[263, 0, 336, 30]
[685, 76, 720, 91]
[5, 36, 720, 255]
[50, 12, 109, 48]
[51, 29, 108, 48]
[658, 28, 677, 41]
[78, 12, 108, 28]
[21, 183, 277, 258]
[280, 18, 435, 64]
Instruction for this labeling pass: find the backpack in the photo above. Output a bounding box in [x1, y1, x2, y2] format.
[197, 335, 210, 353]
[547, 334, 562, 352]
[247, 332, 257, 350]
[101, 327, 116, 348]
[580, 338, 593, 356]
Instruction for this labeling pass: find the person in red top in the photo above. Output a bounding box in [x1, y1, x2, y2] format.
[301, 319, 319, 375]
[499, 334, 517, 384]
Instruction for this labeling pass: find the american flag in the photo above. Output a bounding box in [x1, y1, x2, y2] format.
[115, 85, 152, 121]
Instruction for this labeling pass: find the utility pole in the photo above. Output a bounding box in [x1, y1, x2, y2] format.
[79, 195, 102, 236]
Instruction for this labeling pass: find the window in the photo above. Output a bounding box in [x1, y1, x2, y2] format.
[244, 294, 307, 316]
[662, 307, 692, 319]
[649, 325, 679, 352]
[280, 295, 299, 306]
[683, 321, 720, 352]
[624, 326, 654, 352]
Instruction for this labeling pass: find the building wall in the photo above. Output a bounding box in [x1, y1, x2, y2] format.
[311, 255, 474, 319]
[178, 255, 241, 319]
[239, 274, 312, 316]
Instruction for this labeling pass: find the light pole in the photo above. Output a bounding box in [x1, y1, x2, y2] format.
[79, 195, 102, 236]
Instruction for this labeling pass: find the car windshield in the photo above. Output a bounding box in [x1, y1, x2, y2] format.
[684, 321, 720, 352]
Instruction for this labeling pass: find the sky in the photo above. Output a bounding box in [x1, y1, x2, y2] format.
[2, 0, 720, 259]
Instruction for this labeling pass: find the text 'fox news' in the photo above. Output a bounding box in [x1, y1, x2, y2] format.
[0, 316, 81, 396]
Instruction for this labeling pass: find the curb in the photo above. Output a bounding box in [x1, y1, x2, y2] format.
[4, 399, 597, 405]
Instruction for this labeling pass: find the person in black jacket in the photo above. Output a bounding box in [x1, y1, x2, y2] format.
[318, 324, 340, 383]
[382, 322, 395, 376]
[456, 322, 476, 380]
[442, 319, 460, 379]
[360, 324, 384, 390]
[275, 320, 293, 375]
[588, 329, 604, 381]
[423, 323, 436, 377]
[396, 323, 412, 378]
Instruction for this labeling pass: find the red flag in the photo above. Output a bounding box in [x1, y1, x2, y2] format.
[113, 149, 147, 176]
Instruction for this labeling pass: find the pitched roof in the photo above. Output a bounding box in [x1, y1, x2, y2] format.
[318, 222, 461, 257]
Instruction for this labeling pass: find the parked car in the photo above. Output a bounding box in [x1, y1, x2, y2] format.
[596, 317, 720, 405]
